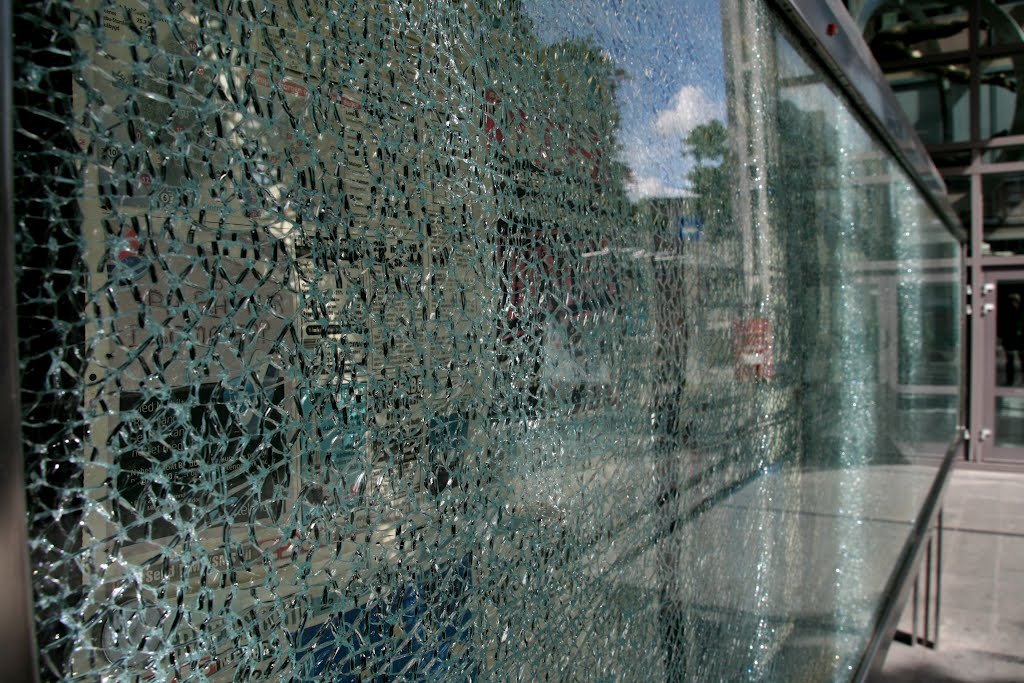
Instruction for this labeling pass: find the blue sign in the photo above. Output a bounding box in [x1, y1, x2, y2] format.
[677, 216, 703, 242]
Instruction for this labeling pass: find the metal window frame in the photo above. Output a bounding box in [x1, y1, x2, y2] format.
[0, 0, 42, 680]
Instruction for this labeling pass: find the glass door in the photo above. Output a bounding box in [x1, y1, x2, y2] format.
[981, 272, 1024, 462]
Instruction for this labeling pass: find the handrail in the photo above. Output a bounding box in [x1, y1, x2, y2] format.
[851, 436, 962, 682]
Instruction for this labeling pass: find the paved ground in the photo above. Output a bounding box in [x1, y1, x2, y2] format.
[872, 467, 1024, 683]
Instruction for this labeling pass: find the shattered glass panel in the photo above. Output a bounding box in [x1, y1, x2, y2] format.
[13, 0, 961, 681]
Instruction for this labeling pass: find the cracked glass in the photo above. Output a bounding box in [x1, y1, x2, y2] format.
[13, 0, 961, 681]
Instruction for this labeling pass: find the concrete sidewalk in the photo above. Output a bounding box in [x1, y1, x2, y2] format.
[872, 467, 1024, 683]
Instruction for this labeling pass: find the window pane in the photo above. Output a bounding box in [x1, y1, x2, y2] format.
[979, 57, 1024, 139]
[995, 396, 1024, 448]
[900, 282, 961, 386]
[888, 64, 972, 145]
[14, 1, 961, 681]
[983, 171, 1024, 254]
[864, 2, 971, 60]
[979, 1, 1024, 49]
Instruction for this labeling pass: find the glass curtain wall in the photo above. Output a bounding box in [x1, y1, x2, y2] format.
[11, 0, 960, 681]
[849, 0, 1024, 463]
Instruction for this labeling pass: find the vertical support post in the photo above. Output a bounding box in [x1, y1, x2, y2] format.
[969, 170, 985, 461]
[0, 0, 41, 680]
[911, 573, 919, 645]
[967, 0, 986, 463]
[923, 535, 933, 645]
[935, 508, 944, 648]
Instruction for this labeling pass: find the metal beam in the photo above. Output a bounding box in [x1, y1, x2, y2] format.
[0, 0, 41, 680]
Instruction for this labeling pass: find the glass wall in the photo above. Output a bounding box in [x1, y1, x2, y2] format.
[12, 0, 960, 681]
[850, 0, 1024, 464]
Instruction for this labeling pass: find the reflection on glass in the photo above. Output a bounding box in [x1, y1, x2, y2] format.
[991, 277, 1024, 460]
[899, 394, 961, 450]
[979, 1, 1024, 49]
[983, 172, 1024, 255]
[14, 0, 961, 681]
[931, 147, 972, 169]
[900, 282, 960, 386]
[888, 66, 971, 145]
[855, 1, 971, 59]
[997, 284, 1024, 386]
[995, 396, 1024, 449]
[979, 57, 1024, 140]
[983, 144, 1024, 165]
[855, 1, 974, 146]
[855, 2, 1024, 145]
[942, 173, 972, 232]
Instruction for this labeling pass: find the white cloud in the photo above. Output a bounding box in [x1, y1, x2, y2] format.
[617, 84, 726, 202]
[626, 175, 693, 201]
[653, 85, 725, 138]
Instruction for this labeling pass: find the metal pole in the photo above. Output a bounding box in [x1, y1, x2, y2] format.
[923, 535, 933, 645]
[911, 573, 919, 646]
[936, 509, 944, 648]
[0, 0, 40, 679]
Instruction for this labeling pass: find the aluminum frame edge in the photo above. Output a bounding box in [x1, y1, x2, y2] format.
[0, 0, 42, 680]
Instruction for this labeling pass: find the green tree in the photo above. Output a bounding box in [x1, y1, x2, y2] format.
[683, 119, 732, 234]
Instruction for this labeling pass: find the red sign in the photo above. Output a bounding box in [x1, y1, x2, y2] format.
[733, 318, 774, 381]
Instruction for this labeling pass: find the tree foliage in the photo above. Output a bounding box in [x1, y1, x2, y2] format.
[683, 119, 733, 233]
[684, 119, 729, 165]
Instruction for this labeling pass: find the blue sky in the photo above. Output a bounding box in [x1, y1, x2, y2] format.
[522, 0, 728, 198]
